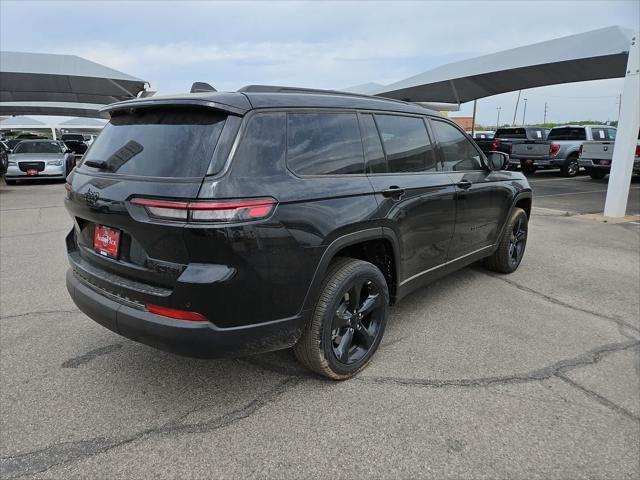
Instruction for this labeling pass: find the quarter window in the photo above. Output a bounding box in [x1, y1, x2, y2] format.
[607, 128, 617, 140]
[431, 120, 484, 171]
[375, 114, 436, 173]
[287, 113, 364, 175]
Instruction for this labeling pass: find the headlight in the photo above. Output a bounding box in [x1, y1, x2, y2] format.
[8, 161, 17, 166]
[47, 160, 63, 166]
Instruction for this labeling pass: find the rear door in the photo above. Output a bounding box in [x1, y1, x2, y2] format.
[66, 106, 235, 289]
[429, 118, 512, 259]
[361, 113, 456, 286]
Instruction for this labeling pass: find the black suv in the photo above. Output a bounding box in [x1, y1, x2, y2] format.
[65, 86, 532, 379]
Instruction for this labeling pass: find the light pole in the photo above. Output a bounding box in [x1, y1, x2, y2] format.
[496, 107, 502, 131]
[522, 98, 528, 126]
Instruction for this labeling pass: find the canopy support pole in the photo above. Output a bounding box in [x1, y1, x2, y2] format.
[604, 32, 639, 218]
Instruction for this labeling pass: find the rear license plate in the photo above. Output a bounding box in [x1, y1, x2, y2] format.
[599, 160, 610, 165]
[26, 169, 39, 176]
[93, 225, 121, 258]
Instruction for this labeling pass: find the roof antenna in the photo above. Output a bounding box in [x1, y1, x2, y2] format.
[190, 82, 217, 93]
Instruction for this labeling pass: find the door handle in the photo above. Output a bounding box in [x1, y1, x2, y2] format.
[382, 186, 405, 199]
[457, 180, 473, 190]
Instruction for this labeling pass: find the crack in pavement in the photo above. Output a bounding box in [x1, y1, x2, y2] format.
[61, 344, 123, 368]
[0, 309, 79, 321]
[478, 269, 640, 336]
[356, 341, 639, 393]
[0, 377, 301, 479]
[556, 372, 640, 423]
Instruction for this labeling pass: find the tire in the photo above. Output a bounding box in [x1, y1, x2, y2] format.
[589, 169, 607, 180]
[561, 155, 579, 177]
[483, 208, 528, 274]
[294, 257, 389, 380]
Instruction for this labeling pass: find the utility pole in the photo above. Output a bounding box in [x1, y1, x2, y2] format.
[471, 99, 477, 137]
[521, 98, 528, 126]
[543, 102, 548, 124]
[512, 90, 522, 126]
[496, 107, 502, 131]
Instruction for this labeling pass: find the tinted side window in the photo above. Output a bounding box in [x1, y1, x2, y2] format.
[287, 113, 364, 175]
[375, 114, 436, 173]
[359, 114, 386, 173]
[591, 127, 607, 140]
[607, 128, 617, 140]
[431, 120, 483, 171]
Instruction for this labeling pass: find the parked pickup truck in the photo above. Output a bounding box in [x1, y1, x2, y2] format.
[579, 129, 640, 179]
[510, 125, 616, 177]
[474, 127, 548, 160]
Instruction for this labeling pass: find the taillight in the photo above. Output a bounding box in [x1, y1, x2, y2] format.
[130, 197, 277, 223]
[508, 144, 513, 155]
[578, 145, 583, 157]
[492, 139, 500, 150]
[635, 145, 640, 157]
[549, 144, 560, 156]
[146, 304, 207, 322]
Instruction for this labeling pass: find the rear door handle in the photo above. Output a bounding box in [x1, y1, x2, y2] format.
[382, 186, 405, 198]
[457, 180, 473, 190]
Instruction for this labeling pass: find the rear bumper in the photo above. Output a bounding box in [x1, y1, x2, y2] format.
[510, 157, 563, 167]
[66, 268, 305, 358]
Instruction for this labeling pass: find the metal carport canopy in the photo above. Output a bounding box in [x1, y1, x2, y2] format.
[374, 25, 638, 219]
[0, 51, 148, 107]
[374, 26, 632, 103]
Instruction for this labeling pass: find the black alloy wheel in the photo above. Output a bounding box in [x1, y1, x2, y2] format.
[294, 258, 389, 380]
[508, 214, 528, 268]
[484, 207, 528, 274]
[330, 279, 384, 365]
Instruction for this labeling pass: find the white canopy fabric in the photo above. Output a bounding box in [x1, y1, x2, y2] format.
[0, 101, 106, 118]
[0, 51, 147, 110]
[0, 116, 45, 126]
[374, 26, 633, 103]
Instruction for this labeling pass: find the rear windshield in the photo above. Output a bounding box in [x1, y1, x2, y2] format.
[547, 127, 586, 141]
[496, 128, 526, 139]
[14, 141, 63, 154]
[79, 108, 226, 177]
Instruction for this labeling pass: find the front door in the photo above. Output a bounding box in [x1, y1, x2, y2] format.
[429, 119, 512, 259]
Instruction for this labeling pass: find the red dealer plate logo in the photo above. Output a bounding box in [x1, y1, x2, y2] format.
[26, 169, 39, 175]
[93, 225, 121, 258]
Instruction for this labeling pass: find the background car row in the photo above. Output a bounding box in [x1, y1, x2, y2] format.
[469, 124, 639, 180]
[0, 133, 93, 183]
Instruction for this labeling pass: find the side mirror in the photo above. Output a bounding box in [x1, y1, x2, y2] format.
[486, 151, 509, 171]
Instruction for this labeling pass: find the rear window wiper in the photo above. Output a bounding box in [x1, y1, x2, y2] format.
[83, 159, 112, 170]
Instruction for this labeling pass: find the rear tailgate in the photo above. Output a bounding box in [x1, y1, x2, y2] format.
[580, 141, 613, 162]
[65, 106, 231, 303]
[511, 141, 550, 159]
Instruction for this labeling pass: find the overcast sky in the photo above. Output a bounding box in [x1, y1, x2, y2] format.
[1, 0, 639, 125]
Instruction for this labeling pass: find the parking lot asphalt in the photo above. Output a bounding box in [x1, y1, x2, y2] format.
[1, 176, 639, 479]
[527, 170, 640, 216]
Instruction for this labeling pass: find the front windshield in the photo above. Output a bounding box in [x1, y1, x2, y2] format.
[13, 141, 63, 154]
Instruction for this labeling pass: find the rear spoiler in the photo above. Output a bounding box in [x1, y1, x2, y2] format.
[99, 98, 249, 118]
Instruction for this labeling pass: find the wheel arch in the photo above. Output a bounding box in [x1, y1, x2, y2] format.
[300, 228, 401, 315]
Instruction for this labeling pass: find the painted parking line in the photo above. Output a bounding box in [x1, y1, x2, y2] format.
[537, 186, 640, 198]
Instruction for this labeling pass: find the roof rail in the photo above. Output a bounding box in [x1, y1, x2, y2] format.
[237, 84, 410, 104]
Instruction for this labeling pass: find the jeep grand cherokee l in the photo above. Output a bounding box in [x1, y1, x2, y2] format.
[64, 86, 532, 380]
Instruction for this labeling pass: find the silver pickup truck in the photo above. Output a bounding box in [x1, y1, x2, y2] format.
[510, 125, 616, 177]
[579, 129, 640, 179]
